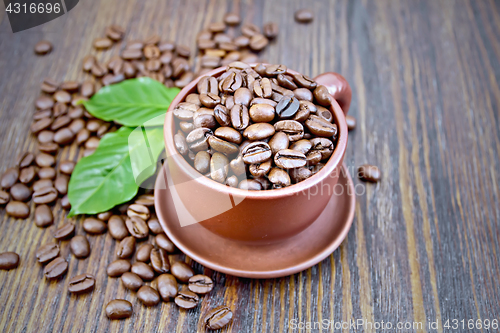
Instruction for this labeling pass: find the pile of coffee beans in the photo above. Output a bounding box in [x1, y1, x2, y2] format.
[173, 62, 339, 190]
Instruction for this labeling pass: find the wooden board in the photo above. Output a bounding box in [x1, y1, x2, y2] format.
[1, 0, 499, 332]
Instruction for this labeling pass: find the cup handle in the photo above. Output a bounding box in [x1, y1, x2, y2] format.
[314, 72, 352, 115]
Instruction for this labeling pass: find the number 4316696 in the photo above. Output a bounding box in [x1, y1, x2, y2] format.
[444, 319, 498, 330]
[6, 2, 61, 14]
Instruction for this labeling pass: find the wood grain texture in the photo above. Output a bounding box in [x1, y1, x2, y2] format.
[1, 0, 499, 332]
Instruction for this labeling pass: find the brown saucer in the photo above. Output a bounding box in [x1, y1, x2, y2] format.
[154, 164, 356, 279]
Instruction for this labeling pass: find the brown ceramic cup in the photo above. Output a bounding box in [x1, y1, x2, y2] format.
[161, 65, 351, 244]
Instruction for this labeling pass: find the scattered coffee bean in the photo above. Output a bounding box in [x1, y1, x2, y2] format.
[137, 286, 160, 306]
[106, 299, 133, 320]
[107, 259, 132, 277]
[125, 216, 149, 239]
[358, 164, 381, 182]
[0, 190, 9, 205]
[34, 204, 53, 227]
[59, 160, 76, 175]
[131, 262, 155, 281]
[121, 272, 143, 291]
[83, 217, 107, 234]
[147, 218, 163, 234]
[0, 252, 19, 270]
[204, 306, 233, 330]
[34, 40, 52, 55]
[19, 166, 36, 184]
[116, 236, 136, 259]
[136, 243, 153, 262]
[10, 183, 32, 201]
[346, 115, 356, 130]
[1, 167, 19, 189]
[171, 261, 194, 283]
[94, 37, 113, 49]
[157, 274, 178, 300]
[6, 201, 30, 218]
[108, 215, 129, 240]
[150, 248, 170, 274]
[38, 167, 56, 180]
[53, 222, 76, 240]
[263, 22, 279, 39]
[68, 274, 95, 294]
[295, 9, 314, 23]
[188, 274, 214, 294]
[127, 204, 150, 221]
[36, 243, 59, 264]
[175, 290, 199, 309]
[70, 235, 90, 259]
[44, 257, 68, 279]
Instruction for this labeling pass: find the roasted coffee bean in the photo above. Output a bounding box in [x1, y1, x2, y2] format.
[198, 39, 216, 50]
[310, 137, 334, 159]
[293, 101, 315, 122]
[6, 201, 30, 218]
[249, 34, 269, 51]
[186, 127, 212, 152]
[241, 142, 272, 164]
[94, 37, 113, 49]
[306, 150, 322, 165]
[36, 243, 59, 264]
[136, 243, 153, 262]
[10, 183, 32, 201]
[210, 152, 229, 183]
[50, 114, 69, 130]
[188, 274, 214, 294]
[290, 139, 313, 155]
[346, 115, 356, 130]
[54, 174, 69, 195]
[179, 121, 194, 133]
[41, 78, 58, 94]
[294, 88, 314, 102]
[68, 106, 84, 119]
[313, 85, 332, 106]
[274, 120, 304, 142]
[38, 142, 59, 154]
[19, 166, 36, 184]
[53, 90, 72, 104]
[197, 76, 219, 95]
[31, 118, 52, 134]
[268, 168, 291, 188]
[52, 103, 68, 117]
[34, 40, 52, 55]
[316, 105, 333, 123]
[102, 73, 125, 86]
[32, 186, 58, 204]
[170, 261, 194, 283]
[229, 156, 245, 177]
[0, 252, 19, 270]
[185, 93, 201, 106]
[97, 211, 112, 221]
[290, 167, 313, 183]
[0, 190, 9, 205]
[16, 152, 34, 168]
[194, 151, 210, 174]
[68, 274, 95, 294]
[311, 163, 325, 175]
[204, 306, 233, 330]
[274, 149, 307, 169]
[106, 300, 133, 320]
[59, 81, 79, 92]
[53, 127, 75, 145]
[263, 22, 279, 39]
[137, 286, 160, 306]
[243, 123, 275, 141]
[127, 204, 150, 221]
[116, 236, 136, 259]
[82, 55, 96, 72]
[293, 73, 317, 90]
[37, 130, 53, 144]
[135, 194, 155, 207]
[105, 25, 125, 41]
[276, 96, 300, 119]
[214, 105, 230, 126]
[234, 35, 250, 47]
[121, 48, 142, 60]
[70, 235, 90, 259]
[226, 175, 238, 187]
[157, 274, 178, 300]
[44, 257, 68, 279]
[33, 203, 53, 227]
[305, 115, 337, 137]
[208, 21, 226, 32]
[59, 160, 75, 175]
[214, 126, 242, 144]
[249, 103, 275, 124]
[208, 136, 239, 155]
[83, 217, 107, 234]
[173, 102, 199, 120]
[33, 179, 52, 192]
[193, 109, 217, 129]
[126, 216, 149, 239]
[150, 248, 170, 274]
[222, 72, 243, 93]
[148, 218, 164, 234]
[242, 23, 260, 37]
[249, 160, 272, 177]
[199, 93, 221, 108]
[33, 110, 52, 120]
[230, 104, 250, 130]
[295, 8, 314, 22]
[107, 259, 131, 277]
[83, 148, 96, 157]
[131, 262, 155, 281]
[155, 234, 175, 253]
[224, 13, 241, 25]
[80, 81, 95, 98]
[253, 78, 272, 98]
[277, 74, 298, 90]
[121, 272, 143, 291]
[172, 57, 189, 78]
[224, 95, 235, 110]
[1, 167, 19, 189]
[358, 164, 381, 182]
[35, 96, 54, 111]
[38, 167, 56, 180]
[54, 222, 75, 240]
[175, 290, 199, 309]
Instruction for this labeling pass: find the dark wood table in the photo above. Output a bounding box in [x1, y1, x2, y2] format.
[1, 0, 499, 332]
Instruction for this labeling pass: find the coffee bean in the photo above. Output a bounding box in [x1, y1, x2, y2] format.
[248, 103, 274, 123]
[17, 152, 35, 168]
[173, 102, 199, 121]
[41, 78, 58, 94]
[54, 222, 75, 240]
[34, 204, 53, 227]
[38, 167, 56, 180]
[135, 286, 160, 307]
[83, 217, 107, 234]
[224, 13, 241, 25]
[310, 137, 334, 159]
[155, 234, 175, 253]
[208, 136, 239, 155]
[172, 57, 189, 78]
[59, 81, 79, 92]
[358, 164, 381, 182]
[253, 78, 272, 99]
[10, 183, 32, 201]
[175, 290, 199, 309]
[293, 74, 317, 90]
[243, 123, 275, 141]
[136, 244, 153, 263]
[186, 127, 212, 152]
[6, 201, 30, 218]
[53, 90, 72, 104]
[193, 109, 217, 129]
[68, 106, 84, 119]
[263, 22, 279, 39]
[1, 167, 19, 189]
[33, 186, 58, 204]
[135, 194, 155, 207]
[313, 85, 332, 106]
[214, 105, 230, 126]
[107, 259, 131, 277]
[241, 142, 272, 164]
[91, 61, 107, 77]
[199, 93, 220, 108]
[106, 300, 133, 320]
[36, 243, 59, 264]
[210, 152, 229, 183]
[274, 120, 304, 142]
[31, 118, 52, 134]
[70, 235, 90, 259]
[249, 34, 269, 51]
[276, 95, 300, 119]
[37, 130, 54, 144]
[0, 190, 9, 205]
[188, 275, 214, 294]
[105, 215, 127, 240]
[197, 76, 219, 95]
[150, 248, 170, 274]
[170, 261, 194, 283]
[126, 216, 149, 239]
[249, 160, 272, 177]
[116, 236, 136, 259]
[225, 175, 238, 187]
[97, 211, 112, 221]
[127, 204, 150, 221]
[230, 104, 250, 130]
[222, 72, 243, 93]
[305, 115, 337, 137]
[193, 151, 210, 174]
[44, 257, 68, 279]
[234, 35, 250, 47]
[53, 127, 75, 145]
[213, 127, 241, 145]
[295, 9, 314, 23]
[54, 174, 69, 195]
[68, 274, 95, 294]
[38, 142, 59, 155]
[290, 167, 313, 183]
[274, 149, 307, 169]
[289, 139, 312, 155]
[204, 306, 233, 330]
[0, 252, 19, 270]
[93, 37, 113, 49]
[147, 218, 164, 234]
[59, 161, 75, 175]
[346, 115, 356, 130]
[18, 166, 35, 184]
[82, 55, 96, 72]
[242, 23, 260, 37]
[34, 40, 52, 55]
[131, 262, 155, 281]
[268, 168, 291, 188]
[121, 272, 143, 291]
[157, 274, 178, 300]
[106, 25, 125, 41]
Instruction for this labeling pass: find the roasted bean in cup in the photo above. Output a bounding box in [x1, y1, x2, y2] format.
[172, 64, 339, 190]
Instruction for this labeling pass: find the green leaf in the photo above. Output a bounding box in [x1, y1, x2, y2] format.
[68, 126, 165, 216]
[82, 77, 180, 127]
